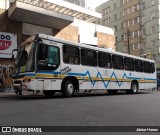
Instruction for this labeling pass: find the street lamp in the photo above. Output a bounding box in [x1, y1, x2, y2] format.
[127, 29, 130, 54]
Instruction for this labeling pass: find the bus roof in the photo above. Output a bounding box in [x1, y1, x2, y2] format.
[37, 33, 155, 63]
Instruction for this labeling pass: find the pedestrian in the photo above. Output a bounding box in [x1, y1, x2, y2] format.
[0, 68, 5, 92]
[157, 77, 160, 91]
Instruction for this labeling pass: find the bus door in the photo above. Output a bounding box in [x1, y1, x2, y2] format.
[36, 43, 61, 91]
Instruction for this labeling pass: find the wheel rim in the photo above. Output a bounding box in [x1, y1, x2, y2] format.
[132, 84, 137, 93]
[67, 83, 74, 94]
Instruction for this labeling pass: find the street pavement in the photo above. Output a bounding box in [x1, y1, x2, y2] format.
[0, 90, 160, 135]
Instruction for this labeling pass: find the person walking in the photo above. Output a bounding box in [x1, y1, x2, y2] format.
[0, 68, 5, 92]
[157, 77, 160, 91]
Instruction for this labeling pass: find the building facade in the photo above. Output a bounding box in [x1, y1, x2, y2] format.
[0, 0, 115, 87]
[96, 0, 160, 73]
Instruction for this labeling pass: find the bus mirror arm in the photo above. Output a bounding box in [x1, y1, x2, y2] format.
[12, 49, 18, 59]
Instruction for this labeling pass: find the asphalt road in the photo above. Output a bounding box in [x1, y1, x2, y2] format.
[0, 90, 160, 135]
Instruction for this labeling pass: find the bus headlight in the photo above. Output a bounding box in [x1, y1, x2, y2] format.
[23, 79, 31, 83]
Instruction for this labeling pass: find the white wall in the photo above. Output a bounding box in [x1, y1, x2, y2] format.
[0, 0, 9, 10]
[71, 19, 114, 45]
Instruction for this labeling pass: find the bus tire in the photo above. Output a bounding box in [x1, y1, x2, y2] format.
[126, 82, 138, 94]
[43, 90, 55, 97]
[62, 80, 75, 97]
[107, 90, 118, 94]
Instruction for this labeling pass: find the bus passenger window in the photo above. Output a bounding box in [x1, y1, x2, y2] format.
[151, 63, 155, 73]
[144, 61, 151, 73]
[112, 55, 124, 70]
[135, 60, 143, 72]
[124, 57, 134, 71]
[63, 45, 80, 65]
[98, 52, 111, 69]
[81, 49, 97, 67]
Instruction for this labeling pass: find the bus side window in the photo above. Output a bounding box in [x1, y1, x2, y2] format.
[124, 57, 134, 71]
[112, 55, 124, 70]
[144, 61, 151, 73]
[151, 63, 155, 73]
[81, 49, 97, 67]
[135, 59, 143, 72]
[98, 52, 111, 69]
[63, 45, 80, 65]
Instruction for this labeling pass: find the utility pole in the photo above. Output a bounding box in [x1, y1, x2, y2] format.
[127, 29, 130, 54]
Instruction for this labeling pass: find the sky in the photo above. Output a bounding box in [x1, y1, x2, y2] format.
[86, 0, 108, 9]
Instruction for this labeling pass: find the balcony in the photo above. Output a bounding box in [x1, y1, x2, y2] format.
[8, 0, 101, 30]
[8, 0, 74, 30]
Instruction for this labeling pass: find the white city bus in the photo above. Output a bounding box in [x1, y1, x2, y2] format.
[12, 34, 157, 97]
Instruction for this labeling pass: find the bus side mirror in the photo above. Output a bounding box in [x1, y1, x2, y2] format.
[12, 54, 15, 59]
[11, 49, 18, 59]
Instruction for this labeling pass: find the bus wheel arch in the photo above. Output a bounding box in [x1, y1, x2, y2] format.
[126, 80, 139, 94]
[131, 80, 139, 93]
[61, 76, 79, 97]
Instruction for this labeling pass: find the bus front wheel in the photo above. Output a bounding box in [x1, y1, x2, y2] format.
[43, 90, 55, 97]
[62, 80, 75, 97]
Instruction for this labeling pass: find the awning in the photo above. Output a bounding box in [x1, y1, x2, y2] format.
[8, 1, 74, 29]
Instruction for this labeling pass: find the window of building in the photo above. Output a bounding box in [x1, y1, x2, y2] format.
[114, 25, 117, 31]
[120, 0, 123, 5]
[124, 46, 128, 53]
[98, 52, 112, 68]
[133, 43, 140, 50]
[151, 0, 155, 6]
[81, 49, 97, 67]
[129, 7, 132, 14]
[128, 19, 132, 26]
[63, 45, 80, 65]
[103, 7, 110, 15]
[121, 35, 124, 40]
[114, 14, 117, 20]
[133, 30, 138, 37]
[114, 3, 117, 9]
[123, 21, 128, 28]
[141, 16, 145, 25]
[141, 42, 146, 49]
[133, 17, 139, 25]
[64, 0, 85, 7]
[142, 29, 146, 38]
[121, 23, 123, 29]
[142, 3, 145, 9]
[151, 40, 155, 47]
[151, 26, 155, 34]
[151, 12, 156, 20]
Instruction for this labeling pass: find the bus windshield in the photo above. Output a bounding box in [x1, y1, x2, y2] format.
[15, 41, 36, 72]
[37, 43, 60, 71]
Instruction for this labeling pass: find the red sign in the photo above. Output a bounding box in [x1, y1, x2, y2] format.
[0, 32, 17, 58]
[0, 40, 12, 50]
